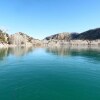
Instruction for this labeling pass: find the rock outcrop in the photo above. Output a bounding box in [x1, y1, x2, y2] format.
[9, 32, 34, 46]
[0, 31, 42, 47]
[9, 32, 42, 46]
[45, 32, 71, 41]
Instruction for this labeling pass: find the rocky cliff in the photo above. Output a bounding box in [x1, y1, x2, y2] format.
[9, 32, 33, 45]
[9, 32, 40, 46]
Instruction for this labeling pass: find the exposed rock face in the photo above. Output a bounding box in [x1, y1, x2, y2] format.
[44, 32, 71, 41]
[9, 32, 34, 46]
[0, 31, 42, 47]
[9, 32, 42, 46]
[44, 32, 80, 41]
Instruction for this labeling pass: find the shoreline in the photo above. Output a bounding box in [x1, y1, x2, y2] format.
[42, 39, 100, 47]
[0, 38, 100, 48]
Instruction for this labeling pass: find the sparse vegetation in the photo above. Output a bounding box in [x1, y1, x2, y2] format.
[0, 29, 9, 43]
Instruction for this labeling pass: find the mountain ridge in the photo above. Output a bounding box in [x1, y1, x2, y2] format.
[44, 28, 100, 40]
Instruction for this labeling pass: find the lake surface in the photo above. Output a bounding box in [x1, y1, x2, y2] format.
[0, 46, 100, 100]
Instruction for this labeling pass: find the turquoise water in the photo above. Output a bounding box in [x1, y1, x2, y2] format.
[0, 46, 100, 100]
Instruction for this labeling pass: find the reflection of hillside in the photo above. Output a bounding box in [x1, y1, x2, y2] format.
[46, 47, 71, 56]
[9, 46, 34, 57]
[46, 46, 100, 62]
[0, 46, 34, 60]
[0, 48, 9, 60]
[71, 48, 100, 62]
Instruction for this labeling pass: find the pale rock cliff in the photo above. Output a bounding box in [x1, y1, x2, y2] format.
[9, 32, 42, 46]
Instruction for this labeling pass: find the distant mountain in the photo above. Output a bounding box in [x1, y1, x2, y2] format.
[44, 28, 100, 41]
[77, 28, 100, 40]
[44, 32, 72, 41]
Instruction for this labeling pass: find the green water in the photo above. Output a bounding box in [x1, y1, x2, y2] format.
[0, 46, 100, 100]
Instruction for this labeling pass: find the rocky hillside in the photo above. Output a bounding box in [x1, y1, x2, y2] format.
[44, 32, 80, 41]
[43, 28, 100, 46]
[9, 32, 42, 46]
[44, 28, 100, 41]
[9, 32, 34, 45]
[44, 32, 72, 41]
[0, 31, 42, 46]
[77, 28, 100, 40]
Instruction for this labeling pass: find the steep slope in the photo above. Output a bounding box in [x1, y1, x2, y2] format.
[78, 28, 100, 40]
[44, 28, 100, 41]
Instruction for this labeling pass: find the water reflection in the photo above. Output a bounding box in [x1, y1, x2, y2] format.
[9, 46, 34, 57]
[0, 46, 100, 62]
[46, 46, 100, 62]
[0, 46, 34, 60]
[0, 48, 9, 60]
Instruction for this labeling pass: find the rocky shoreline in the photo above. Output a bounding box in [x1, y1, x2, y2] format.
[42, 39, 100, 47]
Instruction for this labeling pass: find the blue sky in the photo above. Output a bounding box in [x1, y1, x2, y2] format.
[0, 0, 100, 39]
